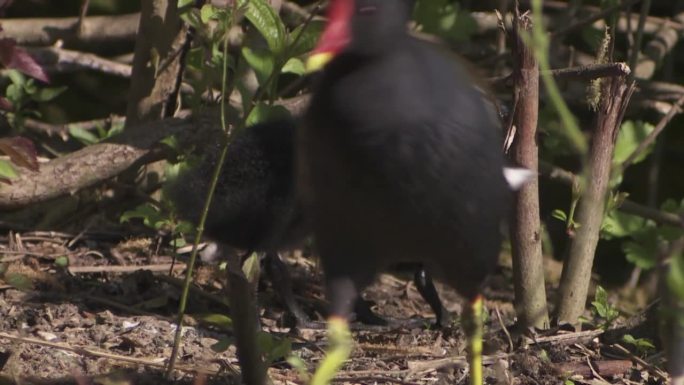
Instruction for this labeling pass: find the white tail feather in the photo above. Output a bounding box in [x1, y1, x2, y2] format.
[503, 167, 535, 191]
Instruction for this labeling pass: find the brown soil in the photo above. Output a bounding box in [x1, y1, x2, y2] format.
[0, 230, 667, 385]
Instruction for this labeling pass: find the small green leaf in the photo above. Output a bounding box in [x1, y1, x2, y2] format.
[613, 120, 655, 166]
[246, 103, 291, 127]
[6, 83, 23, 103]
[241, 46, 275, 86]
[211, 336, 232, 352]
[287, 20, 326, 58]
[281, 57, 306, 75]
[171, 236, 187, 248]
[69, 125, 100, 145]
[551, 209, 567, 222]
[0, 159, 19, 180]
[287, 354, 310, 382]
[120, 203, 167, 230]
[242, 252, 261, 285]
[238, 0, 286, 54]
[54, 256, 69, 267]
[623, 229, 658, 270]
[6, 273, 33, 291]
[601, 210, 646, 239]
[201, 313, 233, 329]
[667, 251, 684, 302]
[200, 4, 219, 23]
[31, 86, 67, 102]
[7, 70, 26, 87]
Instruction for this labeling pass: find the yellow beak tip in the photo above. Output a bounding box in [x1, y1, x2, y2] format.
[306, 52, 334, 73]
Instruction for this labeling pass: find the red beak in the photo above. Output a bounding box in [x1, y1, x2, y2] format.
[306, 0, 354, 72]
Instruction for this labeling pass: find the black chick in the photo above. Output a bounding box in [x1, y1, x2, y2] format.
[167, 119, 310, 324]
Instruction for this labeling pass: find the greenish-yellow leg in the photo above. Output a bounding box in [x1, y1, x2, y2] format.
[465, 295, 484, 385]
[310, 316, 352, 385]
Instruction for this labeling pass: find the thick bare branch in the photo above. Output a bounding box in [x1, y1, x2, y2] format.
[508, 6, 549, 330]
[126, 1, 186, 125]
[0, 117, 193, 210]
[556, 77, 636, 326]
[27, 47, 132, 78]
[0, 13, 139, 47]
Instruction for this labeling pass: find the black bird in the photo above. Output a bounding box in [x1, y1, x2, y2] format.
[167, 119, 451, 328]
[166, 119, 311, 324]
[299, 0, 514, 383]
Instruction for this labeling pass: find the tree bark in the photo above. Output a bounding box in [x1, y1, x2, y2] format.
[0, 13, 139, 47]
[125, 0, 186, 126]
[556, 76, 635, 327]
[509, 6, 549, 330]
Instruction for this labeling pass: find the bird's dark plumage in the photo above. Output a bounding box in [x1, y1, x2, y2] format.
[300, 0, 510, 318]
[167, 118, 450, 327]
[168, 119, 306, 253]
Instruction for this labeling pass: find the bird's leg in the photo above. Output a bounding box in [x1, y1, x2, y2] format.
[413, 268, 451, 327]
[310, 276, 357, 385]
[263, 252, 315, 327]
[225, 246, 267, 385]
[463, 295, 484, 385]
[353, 297, 388, 326]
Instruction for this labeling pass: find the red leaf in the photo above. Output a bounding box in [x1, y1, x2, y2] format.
[0, 136, 39, 171]
[0, 38, 49, 83]
[0, 96, 12, 111]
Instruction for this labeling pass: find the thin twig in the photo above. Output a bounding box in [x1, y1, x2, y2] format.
[552, 0, 641, 40]
[67, 263, 187, 274]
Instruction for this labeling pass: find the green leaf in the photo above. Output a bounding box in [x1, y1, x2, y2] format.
[281, 57, 306, 75]
[246, 103, 290, 126]
[613, 120, 655, 166]
[69, 125, 100, 145]
[242, 252, 261, 285]
[622, 334, 655, 355]
[6, 273, 33, 291]
[211, 336, 232, 352]
[31, 86, 67, 102]
[200, 4, 219, 23]
[287, 20, 326, 58]
[177, 0, 194, 8]
[238, 0, 286, 54]
[54, 256, 69, 267]
[551, 209, 567, 222]
[241, 46, 275, 86]
[623, 229, 659, 270]
[258, 331, 292, 364]
[287, 354, 310, 382]
[201, 313, 233, 329]
[601, 210, 646, 239]
[175, 220, 196, 235]
[413, 0, 475, 42]
[0, 159, 18, 180]
[448, 10, 477, 42]
[171, 236, 187, 248]
[667, 251, 684, 302]
[7, 69, 25, 87]
[120, 203, 168, 230]
[6, 83, 23, 104]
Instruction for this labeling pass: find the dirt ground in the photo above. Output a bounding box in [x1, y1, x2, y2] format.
[0, 229, 669, 385]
